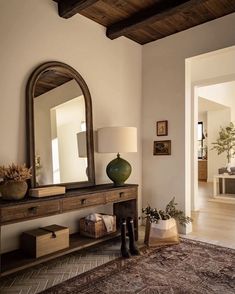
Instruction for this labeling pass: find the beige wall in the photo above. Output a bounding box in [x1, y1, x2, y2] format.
[0, 0, 142, 252]
[2, 0, 235, 251]
[142, 13, 235, 227]
[190, 47, 235, 84]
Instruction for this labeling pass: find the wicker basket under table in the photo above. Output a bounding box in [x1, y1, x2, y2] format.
[79, 215, 116, 238]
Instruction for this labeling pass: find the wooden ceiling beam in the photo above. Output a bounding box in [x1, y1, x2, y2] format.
[57, 0, 99, 19]
[106, 0, 210, 40]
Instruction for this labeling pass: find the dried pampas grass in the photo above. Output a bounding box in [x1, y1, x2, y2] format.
[0, 163, 32, 182]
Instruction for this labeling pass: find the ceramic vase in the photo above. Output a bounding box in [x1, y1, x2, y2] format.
[0, 181, 28, 200]
[106, 154, 131, 186]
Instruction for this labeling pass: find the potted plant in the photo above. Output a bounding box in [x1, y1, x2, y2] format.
[142, 197, 192, 246]
[0, 163, 32, 200]
[211, 122, 235, 172]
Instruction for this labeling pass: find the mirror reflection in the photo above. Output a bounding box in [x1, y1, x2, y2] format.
[33, 73, 88, 186]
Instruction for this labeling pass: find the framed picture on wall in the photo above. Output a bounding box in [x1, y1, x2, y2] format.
[156, 120, 168, 136]
[153, 140, 171, 155]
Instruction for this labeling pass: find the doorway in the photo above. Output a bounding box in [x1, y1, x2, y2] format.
[185, 46, 235, 247]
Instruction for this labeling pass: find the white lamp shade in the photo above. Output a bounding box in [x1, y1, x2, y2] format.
[77, 131, 87, 157]
[97, 127, 137, 153]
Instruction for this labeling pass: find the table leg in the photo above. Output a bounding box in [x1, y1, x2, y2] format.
[114, 199, 138, 241]
[0, 225, 1, 276]
[222, 178, 225, 194]
[213, 177, 217, 197]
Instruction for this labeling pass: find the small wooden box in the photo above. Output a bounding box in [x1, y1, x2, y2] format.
[29, 186, 66, 198]
[21, 224, 69, 258]
[80, 215, 116, 239]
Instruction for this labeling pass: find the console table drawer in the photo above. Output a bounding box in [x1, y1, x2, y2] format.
[105, 188, 137, 203]
[1, 200, 60, 223]
[62, 193, 105, 212]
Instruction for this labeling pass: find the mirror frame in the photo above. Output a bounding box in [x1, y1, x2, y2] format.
[26, 61, 95, 189]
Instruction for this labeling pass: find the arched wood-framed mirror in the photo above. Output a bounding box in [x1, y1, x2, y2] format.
[26, 61, 95, 189]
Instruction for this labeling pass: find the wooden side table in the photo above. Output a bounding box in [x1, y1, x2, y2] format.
[213, 174, 235, 197]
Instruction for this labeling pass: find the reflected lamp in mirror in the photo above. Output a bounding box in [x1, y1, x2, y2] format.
[77, 131, 87, 158]
[97, 127, 137, 186]
[77, 131, 89, 176]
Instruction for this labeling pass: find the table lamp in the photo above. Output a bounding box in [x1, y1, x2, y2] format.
[77, 131, 87, 158]
[97, 127, 137, 186]
[77, 131, 89, 177]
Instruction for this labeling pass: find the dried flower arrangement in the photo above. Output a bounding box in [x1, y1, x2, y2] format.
[0, 163, 32, 182]
[142, 197, 192, 226]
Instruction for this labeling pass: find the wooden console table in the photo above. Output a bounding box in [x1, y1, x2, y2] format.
[0, 184, 138, 277]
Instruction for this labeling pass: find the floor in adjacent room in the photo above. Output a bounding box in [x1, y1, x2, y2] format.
[188, 181, 235, 249]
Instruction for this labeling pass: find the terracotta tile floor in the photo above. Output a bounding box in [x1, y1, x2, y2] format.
[0, 231, 145, 294]
[0, 241, 121, 294]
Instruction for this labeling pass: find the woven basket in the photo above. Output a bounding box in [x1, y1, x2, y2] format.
[79, 215, 116, 239]
[144, 217, 179, 247]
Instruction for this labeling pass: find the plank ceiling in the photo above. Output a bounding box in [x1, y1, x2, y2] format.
[54, 0, 235, 45]
[34, 70, 73, 97]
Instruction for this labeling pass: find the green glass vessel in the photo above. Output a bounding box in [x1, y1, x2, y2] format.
[106, 153, 132, 186]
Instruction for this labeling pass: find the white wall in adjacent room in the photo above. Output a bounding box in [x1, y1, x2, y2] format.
[198, 81, 235, 121]
[197, 83, 235, 182]
[0, 0, 142, 252]
[198, 111, 207, 138]
[198, 110, 207, 156]
[207, 109, 231, 182]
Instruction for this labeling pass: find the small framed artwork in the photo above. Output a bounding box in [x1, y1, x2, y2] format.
[156, 120, 168, 136]
[153, 140, 171, 155]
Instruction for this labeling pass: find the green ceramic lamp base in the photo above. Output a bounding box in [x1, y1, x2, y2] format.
[106, 153, 132, 186]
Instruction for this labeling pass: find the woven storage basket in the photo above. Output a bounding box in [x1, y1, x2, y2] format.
[144, 218, 179, 247]
[80, 215, 116, 238]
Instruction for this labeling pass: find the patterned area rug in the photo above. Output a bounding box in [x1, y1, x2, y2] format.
[42, 238, 235, 294]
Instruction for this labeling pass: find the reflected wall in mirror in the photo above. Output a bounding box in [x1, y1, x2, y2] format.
[26, 62, 95, 189]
